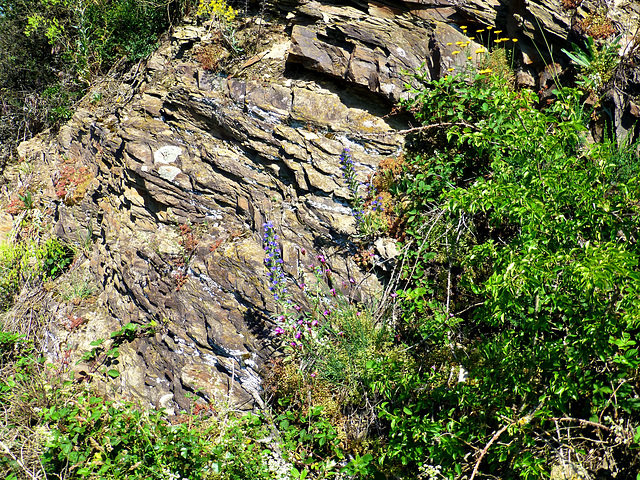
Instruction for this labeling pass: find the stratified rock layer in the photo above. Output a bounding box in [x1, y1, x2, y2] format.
[13, 0, 640, 411]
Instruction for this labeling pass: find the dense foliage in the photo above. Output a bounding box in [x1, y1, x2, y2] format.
[0, 0, 196, 162]
[376, 69, 640, 478]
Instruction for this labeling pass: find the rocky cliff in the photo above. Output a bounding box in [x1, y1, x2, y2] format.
[6, 0, 639, 412]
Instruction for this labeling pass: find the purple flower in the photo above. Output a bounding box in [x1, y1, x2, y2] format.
[263, 221, 287, 304]
[295, 331, 302, 339]
[274, 327, 285, 335]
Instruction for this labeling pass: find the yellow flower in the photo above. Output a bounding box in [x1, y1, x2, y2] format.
[455, 41, 463, 45]
[475, 48, 487, 54]
[512, 38, 518, 42]
[494, 39, 502, 44]
[499, 37, 510, 42]
[494, 30, 502, 34]
[486, 26, 493, 30]
[452, 50, 460, 54]
[467, 56, 473, 60]
[478, 68, 493, 74]
[477, 29, 485, 33]
[447, 68, 455, 72]
[446, 42, 453, 46]
[461, 25, 468, 30]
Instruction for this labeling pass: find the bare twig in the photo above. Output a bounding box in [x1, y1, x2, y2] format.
[0, 439, 38, 480]
[356, 121, 479, 138]
[469, 423, 512, 480]
[550, 417, 612, 432]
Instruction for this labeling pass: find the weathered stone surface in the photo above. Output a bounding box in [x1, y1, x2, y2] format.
[15, 8, 407, 411]
[288, 4, 444, 102]
[10, 0, 640, 413]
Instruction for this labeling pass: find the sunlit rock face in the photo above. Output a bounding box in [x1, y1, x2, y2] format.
[15, 0, 637, 411]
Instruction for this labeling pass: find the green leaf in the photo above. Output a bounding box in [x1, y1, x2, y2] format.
[107, 369, 120, 378]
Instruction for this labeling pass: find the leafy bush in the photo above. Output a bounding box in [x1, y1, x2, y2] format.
[36, 239, 74, 279]
[0, 0, 197, 160]
[0, 243, 26, 311]
[377, 68, 640, 478]
[42, 395, 213, 480]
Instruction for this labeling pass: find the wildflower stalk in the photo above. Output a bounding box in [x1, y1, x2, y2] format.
[339, 148, 365, 230]
[263, 223, 362, 360]
[339, 148, 386, 238]
[263, 221, 287, 307]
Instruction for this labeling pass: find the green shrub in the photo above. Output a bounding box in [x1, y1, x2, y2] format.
[36, 239, 74, 279]
[42, 395, 213, 480]
[0, 243, 25, 311]
[378, 69, 640, 478]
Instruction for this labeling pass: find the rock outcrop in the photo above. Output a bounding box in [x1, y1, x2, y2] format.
[9, 0, 639, 412]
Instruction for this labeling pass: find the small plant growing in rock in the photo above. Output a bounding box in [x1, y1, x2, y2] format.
[54, 164, 93, 205]
[562, 36, 621, 92]
[194, 43, 225, 71]
[579, 9, 616, 39]
[6, 190, 36, 216]
[197, 0, 242, 55]
[58, 269, 95, 304]
[339, 148, 388, 239]
[6, 197, 27, 216]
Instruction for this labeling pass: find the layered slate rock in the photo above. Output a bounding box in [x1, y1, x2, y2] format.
[12, 0, 640, 412]
[16, 3, 424, 412]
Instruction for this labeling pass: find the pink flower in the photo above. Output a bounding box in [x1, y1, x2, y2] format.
[310, 372, 317, 378]
[294, 304, 302, 311]
[330, 288, 336, 296]
[356, 311, 362, 316]
[323, 310, 330, 316]
[274, 327, 285, 335]
[349, 278, 355, 284]
[311, 319, 318, 327]
[278, 315, 285, 321]
[391, 293, 398, 298]
[291, 342, 297, 347]
[295, 331, 301, 339]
